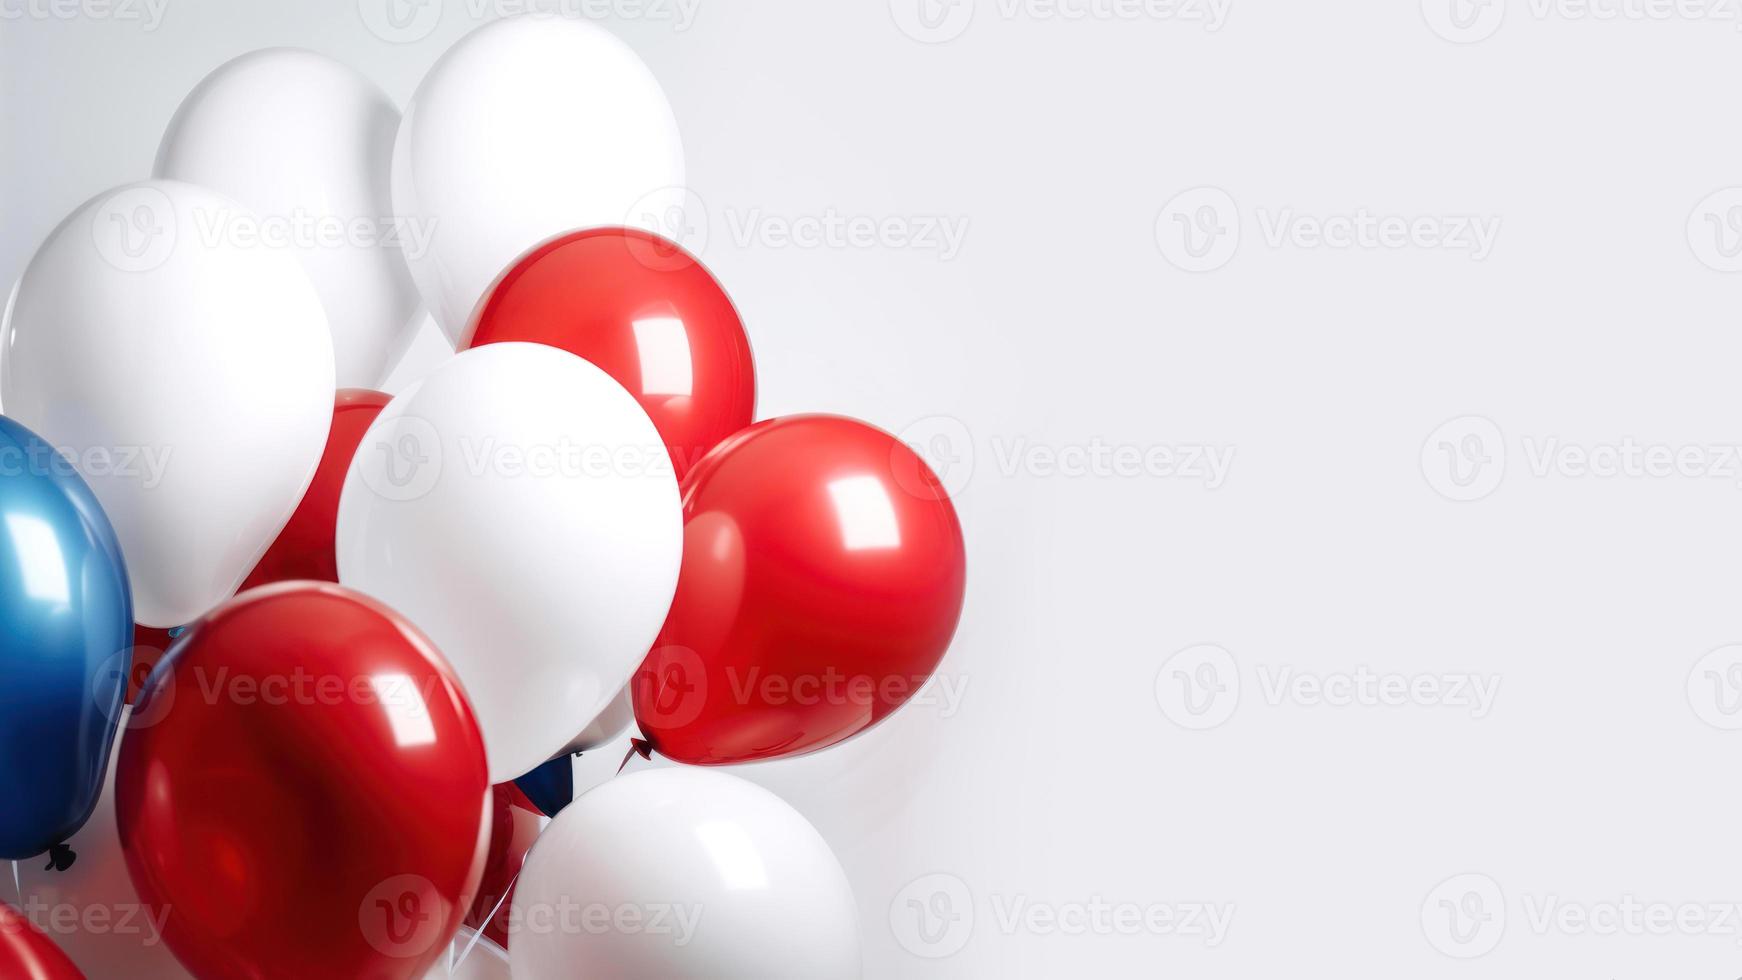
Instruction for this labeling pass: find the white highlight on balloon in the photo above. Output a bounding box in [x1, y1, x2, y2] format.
[5, 514, 69, 605]
[827, 475, 902, 551]
[632, 316, 695, 397]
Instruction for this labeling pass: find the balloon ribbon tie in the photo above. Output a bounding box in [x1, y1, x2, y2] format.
[44, 843, 76, 873]
[617, 737, 653, 774]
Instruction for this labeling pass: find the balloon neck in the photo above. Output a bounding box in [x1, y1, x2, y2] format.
[44, 843, 76, 873]
[617, 737, 654, 775]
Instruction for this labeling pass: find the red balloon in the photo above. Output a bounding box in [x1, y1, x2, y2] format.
[116, 583, 491, 979]
[240, 388, 391, 590]
[0, 902, 84, 979]
[464, 785, 544, 949]
[632, 415, 966, 765]
[459, 227, 755, 477]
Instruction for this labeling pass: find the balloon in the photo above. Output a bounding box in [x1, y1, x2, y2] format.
[0, 416, 131, 861]
[558, 684, 633, 756]
[464, 786, 545, 949]
[513, 756, 574, 820]
[393, 14, 684, 342]
[337, 343, 682, 782]
[1, 180, 336, 628]
[240, 388, 390, 590]
[118, 388, 384, 701]
[16, 709, 187, 979]
[460, 228, 754, 478]
[633, 415, 967, 766]
[116, 583, 491, 979]
[0, 902, 84, 980]
[156, 49, 423, 387]
[510, 768, 859, 979]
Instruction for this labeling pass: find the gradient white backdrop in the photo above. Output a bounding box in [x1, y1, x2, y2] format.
[8, 1, 1742, 976]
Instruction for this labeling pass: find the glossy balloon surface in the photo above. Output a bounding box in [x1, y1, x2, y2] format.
[634, 415, 966, 765]
[116, 583, 490, 979]
[241, 388, 390, 590]
[156, 49, 422, 387]
[0, 902, 85, 980]
[1, 179, 335, 627]
[557, 683, 633, 756]
[16, 709, 187, 979]
[393, 14, 684, 341]
[464, 786, 544, 949]
[461, 228, 754, 478]
[510, 768, 859, 979]
[0, 415, 132, 861]
[337, 343, 682, 783]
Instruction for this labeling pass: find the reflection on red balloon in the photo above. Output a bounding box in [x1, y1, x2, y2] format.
[0, 902, 84, 980]
[460, 227, 755, 477]
[465, 785, 544, 948]
[633, 415, 966, 765]
[116, 583, 490, 980]
[240, 388, 391, 590]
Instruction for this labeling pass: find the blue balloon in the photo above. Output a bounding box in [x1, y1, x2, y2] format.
[0, 415, 131, 862]
[514, 754, 576, 818]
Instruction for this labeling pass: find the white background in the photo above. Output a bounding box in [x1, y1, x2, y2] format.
[8, 0, 1742, 976]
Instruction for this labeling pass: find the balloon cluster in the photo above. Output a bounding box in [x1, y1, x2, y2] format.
[0, 14, 965, 980]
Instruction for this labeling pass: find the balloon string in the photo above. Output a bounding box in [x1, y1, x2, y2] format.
[617, 737, 652, 775]
[10, 860, 19, 908]
[454, 870, 519, 970]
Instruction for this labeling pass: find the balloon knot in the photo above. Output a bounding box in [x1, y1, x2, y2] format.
[44, 843, 76, 873]
[617, 737, 653, 774]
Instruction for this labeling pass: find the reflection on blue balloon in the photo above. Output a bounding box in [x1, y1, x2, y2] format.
[0, 415, 131, 861]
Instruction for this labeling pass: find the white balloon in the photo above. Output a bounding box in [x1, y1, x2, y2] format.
[336, 343, 681, 782]
[433, 928, 511, 980]
[393, 14, 685, 342]
[2, 180, 335, 627]
[15, 710, 190, 979]
[510, 769, 861, 980]
[559, 684, 633, 756]
[156, 48, 424, 388]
